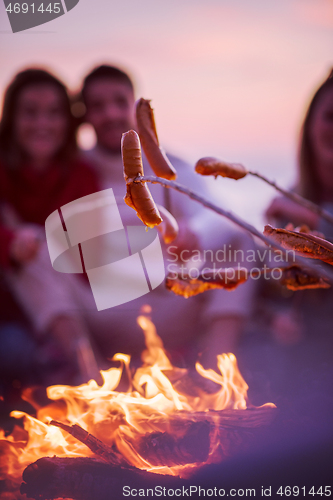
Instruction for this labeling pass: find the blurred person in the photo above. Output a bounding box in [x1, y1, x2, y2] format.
[0, 68, 101, 385]
[266, 70, 333, 340]
[81, 65, 204, 225]
[79, 65, 255, 366]
[266, 69, 333, 234]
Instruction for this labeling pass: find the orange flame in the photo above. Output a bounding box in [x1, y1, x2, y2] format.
[0, 313, 275, 488]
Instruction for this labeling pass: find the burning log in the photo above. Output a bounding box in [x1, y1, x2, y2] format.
[51, 408, 275, 467]
[0, 314, 277, 496]
[136, 407, 277, 429]
[50, 421, 126, 466]
[137, 421, 210, 466]
[51, 419, 209, 467]
[20, 457, 182, 500]
[20, 406, 276, 500]
[135, 408, 277, 466]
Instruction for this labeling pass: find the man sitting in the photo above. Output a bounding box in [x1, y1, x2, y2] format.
[79, 64, 254, 367]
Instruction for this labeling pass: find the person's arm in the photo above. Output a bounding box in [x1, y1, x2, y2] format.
[316, 202, 333, 242]
[0, 224, 40, 267]
[265, 196, 319, 228]
[10, 226, 40, 264]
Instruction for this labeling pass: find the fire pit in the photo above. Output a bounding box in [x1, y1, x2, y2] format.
[0, 312, 275, 499]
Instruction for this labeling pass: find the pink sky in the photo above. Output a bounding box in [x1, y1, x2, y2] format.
[0, 0, 332, 226]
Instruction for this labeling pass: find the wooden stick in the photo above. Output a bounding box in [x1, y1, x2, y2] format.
[249, 170, 333, 226]
[50, 420, 126, 466]
[195, 157, 333, 226]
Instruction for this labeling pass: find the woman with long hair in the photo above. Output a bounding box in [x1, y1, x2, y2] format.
[266, 69, 333, 231]
[263, 69, 333, 346]
[239, 72, 333, 411]
[0, 68, 100, 384]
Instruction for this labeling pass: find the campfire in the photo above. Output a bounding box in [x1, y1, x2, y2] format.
[8, 97, 333, 499]
[0, 310, 275, 499]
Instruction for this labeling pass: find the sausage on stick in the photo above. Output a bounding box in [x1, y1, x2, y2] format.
[263, 224, 333, 265]
[136, 98, 177, 180]
[122, 130, 163, 228]
[195, 157, 248, 180]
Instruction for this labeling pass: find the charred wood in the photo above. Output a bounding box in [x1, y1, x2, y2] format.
[50, 421, 125, 466]
[137, 421, 210, 466]
[20, 456, 181, 500]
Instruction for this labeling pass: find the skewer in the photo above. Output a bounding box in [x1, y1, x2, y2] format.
[133, 175, 333, 283]
[194, 157, 333, 226]
[249, 170, 333, 226]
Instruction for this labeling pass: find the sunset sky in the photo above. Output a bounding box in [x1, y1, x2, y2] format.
[0, 0, 332, 227]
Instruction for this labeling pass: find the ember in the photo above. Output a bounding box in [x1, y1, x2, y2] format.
[0, 312, 275, 498]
